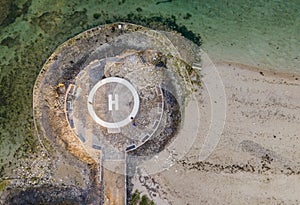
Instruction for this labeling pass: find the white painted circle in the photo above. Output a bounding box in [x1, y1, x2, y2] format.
[87, 77, 140, 128]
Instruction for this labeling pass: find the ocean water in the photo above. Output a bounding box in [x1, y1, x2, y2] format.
[0, 0, 299, 178]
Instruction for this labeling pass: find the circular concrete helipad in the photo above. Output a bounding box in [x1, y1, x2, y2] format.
[87, 77, 140, 129]
[33, 22, 203, 204]
[67, 51, 167, 152]
[33, 21, 203, 176]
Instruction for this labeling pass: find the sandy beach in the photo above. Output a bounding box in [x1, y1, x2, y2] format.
[131, 60, 300, 204]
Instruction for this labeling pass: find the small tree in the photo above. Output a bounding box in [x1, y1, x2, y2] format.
[131, 190, 141, 205]
[140, 195, 148, 205]
[130, 190, 155, 205]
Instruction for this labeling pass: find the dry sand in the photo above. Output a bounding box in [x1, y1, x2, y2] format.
[131, 60, 300, 204]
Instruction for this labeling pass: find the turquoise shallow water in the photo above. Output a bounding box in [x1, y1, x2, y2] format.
[0, 0, 299, 178]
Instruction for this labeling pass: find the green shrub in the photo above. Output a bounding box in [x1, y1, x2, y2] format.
[130, 190, 155, 205]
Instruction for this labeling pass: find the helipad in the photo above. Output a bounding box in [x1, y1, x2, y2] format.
[66, 50, 167, 152]
[87, 77, 140, 129]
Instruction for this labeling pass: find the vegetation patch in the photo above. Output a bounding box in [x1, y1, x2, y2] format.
[130, 190, 155, 205]
[103, 14, 202, 46]
[0, 180, 10, 192]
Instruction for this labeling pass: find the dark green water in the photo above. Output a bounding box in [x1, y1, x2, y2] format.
[0, 0, 299, 180]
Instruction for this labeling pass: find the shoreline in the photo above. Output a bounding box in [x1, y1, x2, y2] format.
[217, 60, 300, 80]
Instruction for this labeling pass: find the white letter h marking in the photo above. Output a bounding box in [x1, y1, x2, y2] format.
[108, 94, 119, 111]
